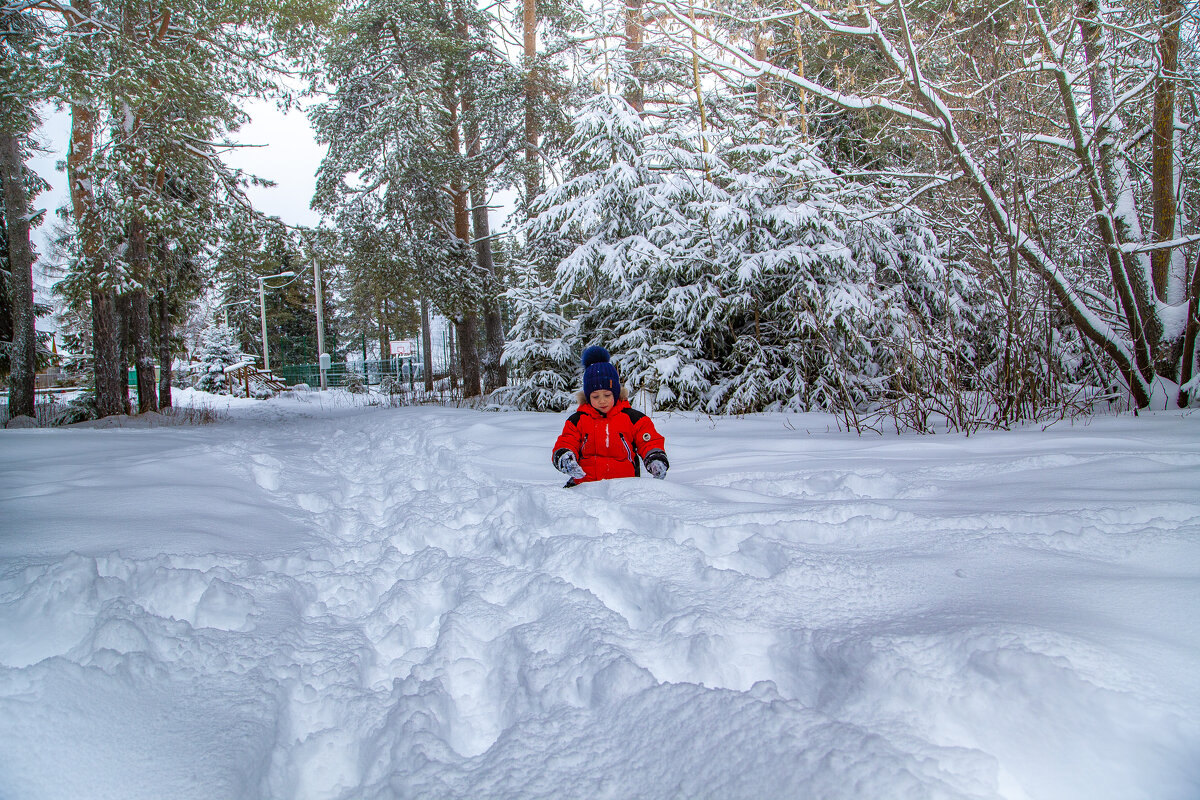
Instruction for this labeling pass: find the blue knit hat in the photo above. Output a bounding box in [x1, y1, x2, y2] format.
[582, 346, 620, 398]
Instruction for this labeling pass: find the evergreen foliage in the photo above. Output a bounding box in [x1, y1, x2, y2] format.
[508, 95, 1000, 416]
[192, 324, 249, 394]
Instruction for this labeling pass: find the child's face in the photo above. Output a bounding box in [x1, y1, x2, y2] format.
[588, 389, 615, 414]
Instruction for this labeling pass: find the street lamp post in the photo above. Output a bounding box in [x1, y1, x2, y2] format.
[219, 299, 254, 327]
[313, 257, 328, 391]
[258, 271, 295, 372]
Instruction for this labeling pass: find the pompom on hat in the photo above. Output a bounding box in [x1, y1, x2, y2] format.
[582, 346, 620, 398]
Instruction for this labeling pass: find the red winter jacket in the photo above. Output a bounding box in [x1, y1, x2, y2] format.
[552, 399, 668, 484]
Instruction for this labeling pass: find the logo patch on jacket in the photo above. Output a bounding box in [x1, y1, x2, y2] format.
[642, 432, 651, 441]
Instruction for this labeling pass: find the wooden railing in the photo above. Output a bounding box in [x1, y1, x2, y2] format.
[225, 365, 288, 395]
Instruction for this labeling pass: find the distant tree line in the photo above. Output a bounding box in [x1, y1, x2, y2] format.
[4, 0, 1197, 426]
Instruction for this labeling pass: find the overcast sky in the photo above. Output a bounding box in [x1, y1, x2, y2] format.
[24, 100, 325, 333]
[28, 98, 326, 261]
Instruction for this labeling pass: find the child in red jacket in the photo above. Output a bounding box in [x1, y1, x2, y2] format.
[552, 346, 669, 486]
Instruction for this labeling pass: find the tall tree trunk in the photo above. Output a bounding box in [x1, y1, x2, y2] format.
[523, 0, 541, 206]
[66, 5, 124, 418]
[127, 216, 157, 413]
[455, 0, 505, 393]
[0, 128, 37, 420]
[471, 189, 506, 393]
[690, 2, 711, 174]
[116, 291, 133, 414]
[1152, 0, 1180, 302]
[792, 16, 809, 140]
[129, 288, 155, 412]
[455, 315, 481, 398]
[421, 295, 434, 391]
[448, 88, 482, 397]
[1078, 4, 1162, 377]
[447, 322, 458, 391]
[1176, 252, 1200, 407]
[90, 290, 125, 416]
[156, 288, 172, 409]
[624, 0, 645, 114]
[753, 14, 776, 124]
[378, 301, 389, 365]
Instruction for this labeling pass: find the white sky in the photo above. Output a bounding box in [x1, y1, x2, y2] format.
[29, 98, 325, 251]
[25, 100, 324, 334]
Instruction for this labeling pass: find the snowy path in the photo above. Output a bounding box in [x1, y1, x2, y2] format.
[1, 397, 1198, 800]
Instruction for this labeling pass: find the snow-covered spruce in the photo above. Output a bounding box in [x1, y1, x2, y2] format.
[510, 98, 999, 415]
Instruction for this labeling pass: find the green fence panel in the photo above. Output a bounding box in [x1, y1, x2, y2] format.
[274, 359, 432, 388]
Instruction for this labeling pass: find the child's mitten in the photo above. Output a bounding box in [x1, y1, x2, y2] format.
[646, 458, 668, 480]
[556, 451, 586, 480]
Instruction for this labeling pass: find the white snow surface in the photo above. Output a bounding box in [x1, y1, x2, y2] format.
[1, 391, 1198, 800]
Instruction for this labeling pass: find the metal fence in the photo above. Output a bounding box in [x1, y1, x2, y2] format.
[274, 358, 436, 389]
[0, 390, 76, 427]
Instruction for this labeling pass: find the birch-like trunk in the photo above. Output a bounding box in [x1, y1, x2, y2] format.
[1178, 254, 1200, 405]
[1077, 3, 1163, 369]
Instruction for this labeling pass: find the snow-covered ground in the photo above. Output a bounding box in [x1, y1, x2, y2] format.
[1, 390, 1197, 800]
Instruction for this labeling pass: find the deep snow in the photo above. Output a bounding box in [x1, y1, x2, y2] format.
[0, 390, 1197, 800]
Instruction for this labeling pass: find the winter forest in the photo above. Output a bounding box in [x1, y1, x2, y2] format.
[3, 0, 1200, 424]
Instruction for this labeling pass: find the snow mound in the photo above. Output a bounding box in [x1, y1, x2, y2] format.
[1, 400, 1198, 800]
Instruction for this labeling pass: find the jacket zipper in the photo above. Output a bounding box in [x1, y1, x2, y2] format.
[619, 433, 633, 463]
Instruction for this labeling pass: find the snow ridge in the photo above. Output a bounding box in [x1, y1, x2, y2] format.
[1, 399, 1198, 800]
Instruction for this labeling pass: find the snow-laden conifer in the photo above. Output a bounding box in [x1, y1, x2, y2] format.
[499, 258, 579, 411]
[192, 324, 250, 395]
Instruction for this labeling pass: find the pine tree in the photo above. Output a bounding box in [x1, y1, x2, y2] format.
[500, 258, 577, 410]
[1, 8, 48, 420]
[192, 324, 249, 395]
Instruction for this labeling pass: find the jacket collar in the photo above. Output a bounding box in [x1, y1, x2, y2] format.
[577, 398, 629, 419]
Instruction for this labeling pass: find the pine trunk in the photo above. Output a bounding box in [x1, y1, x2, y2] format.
[456, 1, 505, 394]
[523, 0, 541, 204]
[421, 296, 434, 391]
[379, 303, 389, 366]
[67, 32, 125, 418]
[1151, 0, 1180, 302]
[91, 289, 125, 417]
[128, 217, 157, 413]
[446, 64, 482, 398]
[456, 315, 482, 397]
[471, 185, 506, 393]
[117, 292, 133, 414]
[130, 288, 156, 413]
[156, 289, 173, 409]
[447, 323, 458, 390]
[0, 127, 36, 420]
